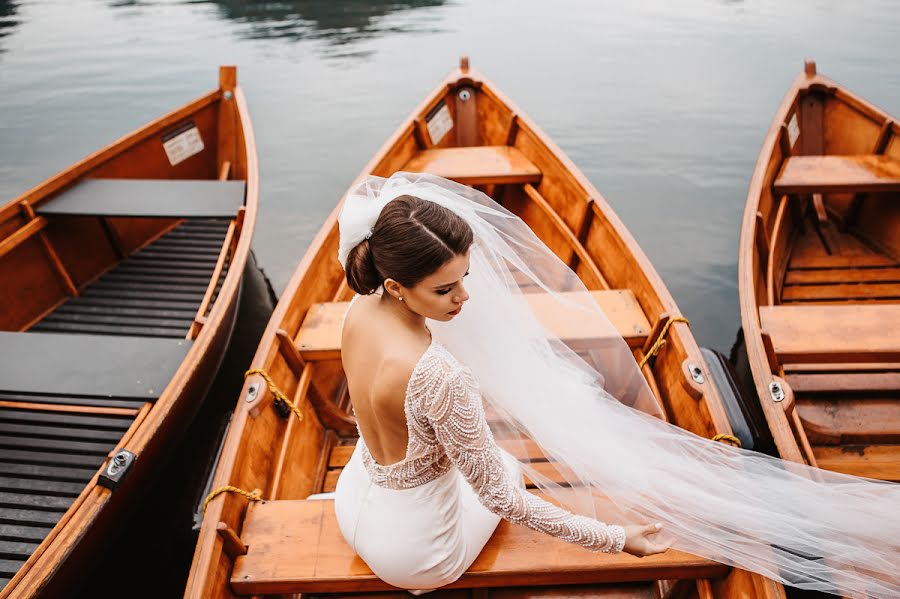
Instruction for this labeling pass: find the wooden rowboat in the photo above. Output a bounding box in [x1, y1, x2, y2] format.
[186, 58, 785, 598]
[738, 59, 900, 482]
[0, 66, 257, 597]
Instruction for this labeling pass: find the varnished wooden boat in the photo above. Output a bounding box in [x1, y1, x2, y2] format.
[186, 58, 785, 599]
[0, 66, 257, 597]
[739, 59, 900, 482]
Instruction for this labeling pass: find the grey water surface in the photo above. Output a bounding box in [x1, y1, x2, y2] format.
[2, 0, 899, 350]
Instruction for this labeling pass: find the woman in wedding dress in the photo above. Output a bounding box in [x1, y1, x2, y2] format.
[335, 194, 668, 593]
[333, 173, 899, 597]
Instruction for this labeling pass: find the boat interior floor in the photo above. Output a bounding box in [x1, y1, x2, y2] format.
[765, 213, 900, 483]
[0, 407, 138, 589]
[781, 221, 900, 305]
[31, 218, 231, 339]
[0, 216, 231, 588]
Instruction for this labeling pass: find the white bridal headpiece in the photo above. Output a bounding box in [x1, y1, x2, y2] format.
[337, 172, 900, 598]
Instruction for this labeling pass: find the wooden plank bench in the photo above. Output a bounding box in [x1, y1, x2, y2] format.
[759, 304, 900, 364]
[230, 495, 728, 595]
[785, 370, 900, 394]
[0, 331, 190, 401]
[773, 155, 900, 195]
[36, 178, 246, 218]
[812, 444, 900, 481]
[296, 290, 652, 360]
[796, 397, 900, 444]
[402, 146, 542, 186]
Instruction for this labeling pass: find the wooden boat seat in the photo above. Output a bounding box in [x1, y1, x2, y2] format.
[759, 304, 900, 365]
[36, 178, 245, 218]
[229, 495, 728, 594]
[0, 331, 189, 404]
[402, 146, 542, 185]
[773, 155, 900, 195]
[785, 368, 900, 394]
[796, 397, 900, 444]
[813, 444, 900, 481]
[295, 290, 652, 360]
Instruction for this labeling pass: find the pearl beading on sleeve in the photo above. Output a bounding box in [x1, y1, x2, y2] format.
[354, 338, 626, 554]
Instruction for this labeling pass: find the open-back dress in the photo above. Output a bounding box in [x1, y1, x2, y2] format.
[334, 293, 626, 593]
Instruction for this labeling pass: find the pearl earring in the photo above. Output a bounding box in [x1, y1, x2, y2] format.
[398, 296, 404, 302]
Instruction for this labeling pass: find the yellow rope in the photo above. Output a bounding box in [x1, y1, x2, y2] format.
[712, 433, 742, 448]
[245, 368, 304, 422]
[638, 316, 690, 370]
[202, 485, 262, 514]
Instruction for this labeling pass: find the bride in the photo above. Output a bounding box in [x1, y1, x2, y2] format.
[333, 172, 900, 596]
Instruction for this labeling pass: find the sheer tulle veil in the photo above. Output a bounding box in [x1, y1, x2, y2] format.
[336, 172, 900, 597]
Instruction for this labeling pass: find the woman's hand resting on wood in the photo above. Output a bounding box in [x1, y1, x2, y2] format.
[622, 523, 672, 557]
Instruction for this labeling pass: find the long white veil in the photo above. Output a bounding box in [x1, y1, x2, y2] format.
[337, 172, 900, 598]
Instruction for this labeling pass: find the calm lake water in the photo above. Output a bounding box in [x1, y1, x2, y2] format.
[3, 0, 900, 350]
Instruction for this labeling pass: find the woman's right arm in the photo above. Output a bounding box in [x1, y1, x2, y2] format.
[423, 360, 627, 553]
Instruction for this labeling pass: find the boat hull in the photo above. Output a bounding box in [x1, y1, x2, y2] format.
[187, 61, 783, 599]
[0, 66, 258, 597]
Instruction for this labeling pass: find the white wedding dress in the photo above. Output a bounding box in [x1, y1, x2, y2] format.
[333, 294, 626, 593]
[332, 173, 900, 598]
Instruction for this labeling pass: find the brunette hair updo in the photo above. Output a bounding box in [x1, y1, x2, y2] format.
[344, 195, 474, 295]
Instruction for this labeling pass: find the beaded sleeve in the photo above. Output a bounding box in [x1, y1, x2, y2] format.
[423, 360, 627, 553]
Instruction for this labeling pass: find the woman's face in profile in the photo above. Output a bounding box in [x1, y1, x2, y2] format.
[402, 251, 470, 321]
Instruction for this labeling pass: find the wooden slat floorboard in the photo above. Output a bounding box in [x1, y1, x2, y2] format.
[784, 267, 900, 285]
[0, 407, 135, 586]
[781, 282, 900, 301]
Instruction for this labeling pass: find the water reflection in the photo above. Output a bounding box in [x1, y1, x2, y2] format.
[110, 0, 449, 58]
[0, 0, 20, 51]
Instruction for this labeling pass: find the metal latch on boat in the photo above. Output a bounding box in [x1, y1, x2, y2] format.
[99, 449, 136, 490]
[687, 362, 705, 384]
[245, 382, 259, 403]
[768, 380, 785, 402]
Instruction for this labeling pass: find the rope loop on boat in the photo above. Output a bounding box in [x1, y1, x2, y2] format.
[245, 368, 304, 422]
[638, 316, 690, 370]
[202, 485, 262, 514]
[711, 433, 742, 448]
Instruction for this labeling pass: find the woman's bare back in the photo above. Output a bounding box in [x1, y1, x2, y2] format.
[342, 293, 432, 466]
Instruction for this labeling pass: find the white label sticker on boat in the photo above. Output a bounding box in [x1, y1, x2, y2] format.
[787, 111, 800, 148]
[426, 103, 453, 145]
[162, 124, 205, 166]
